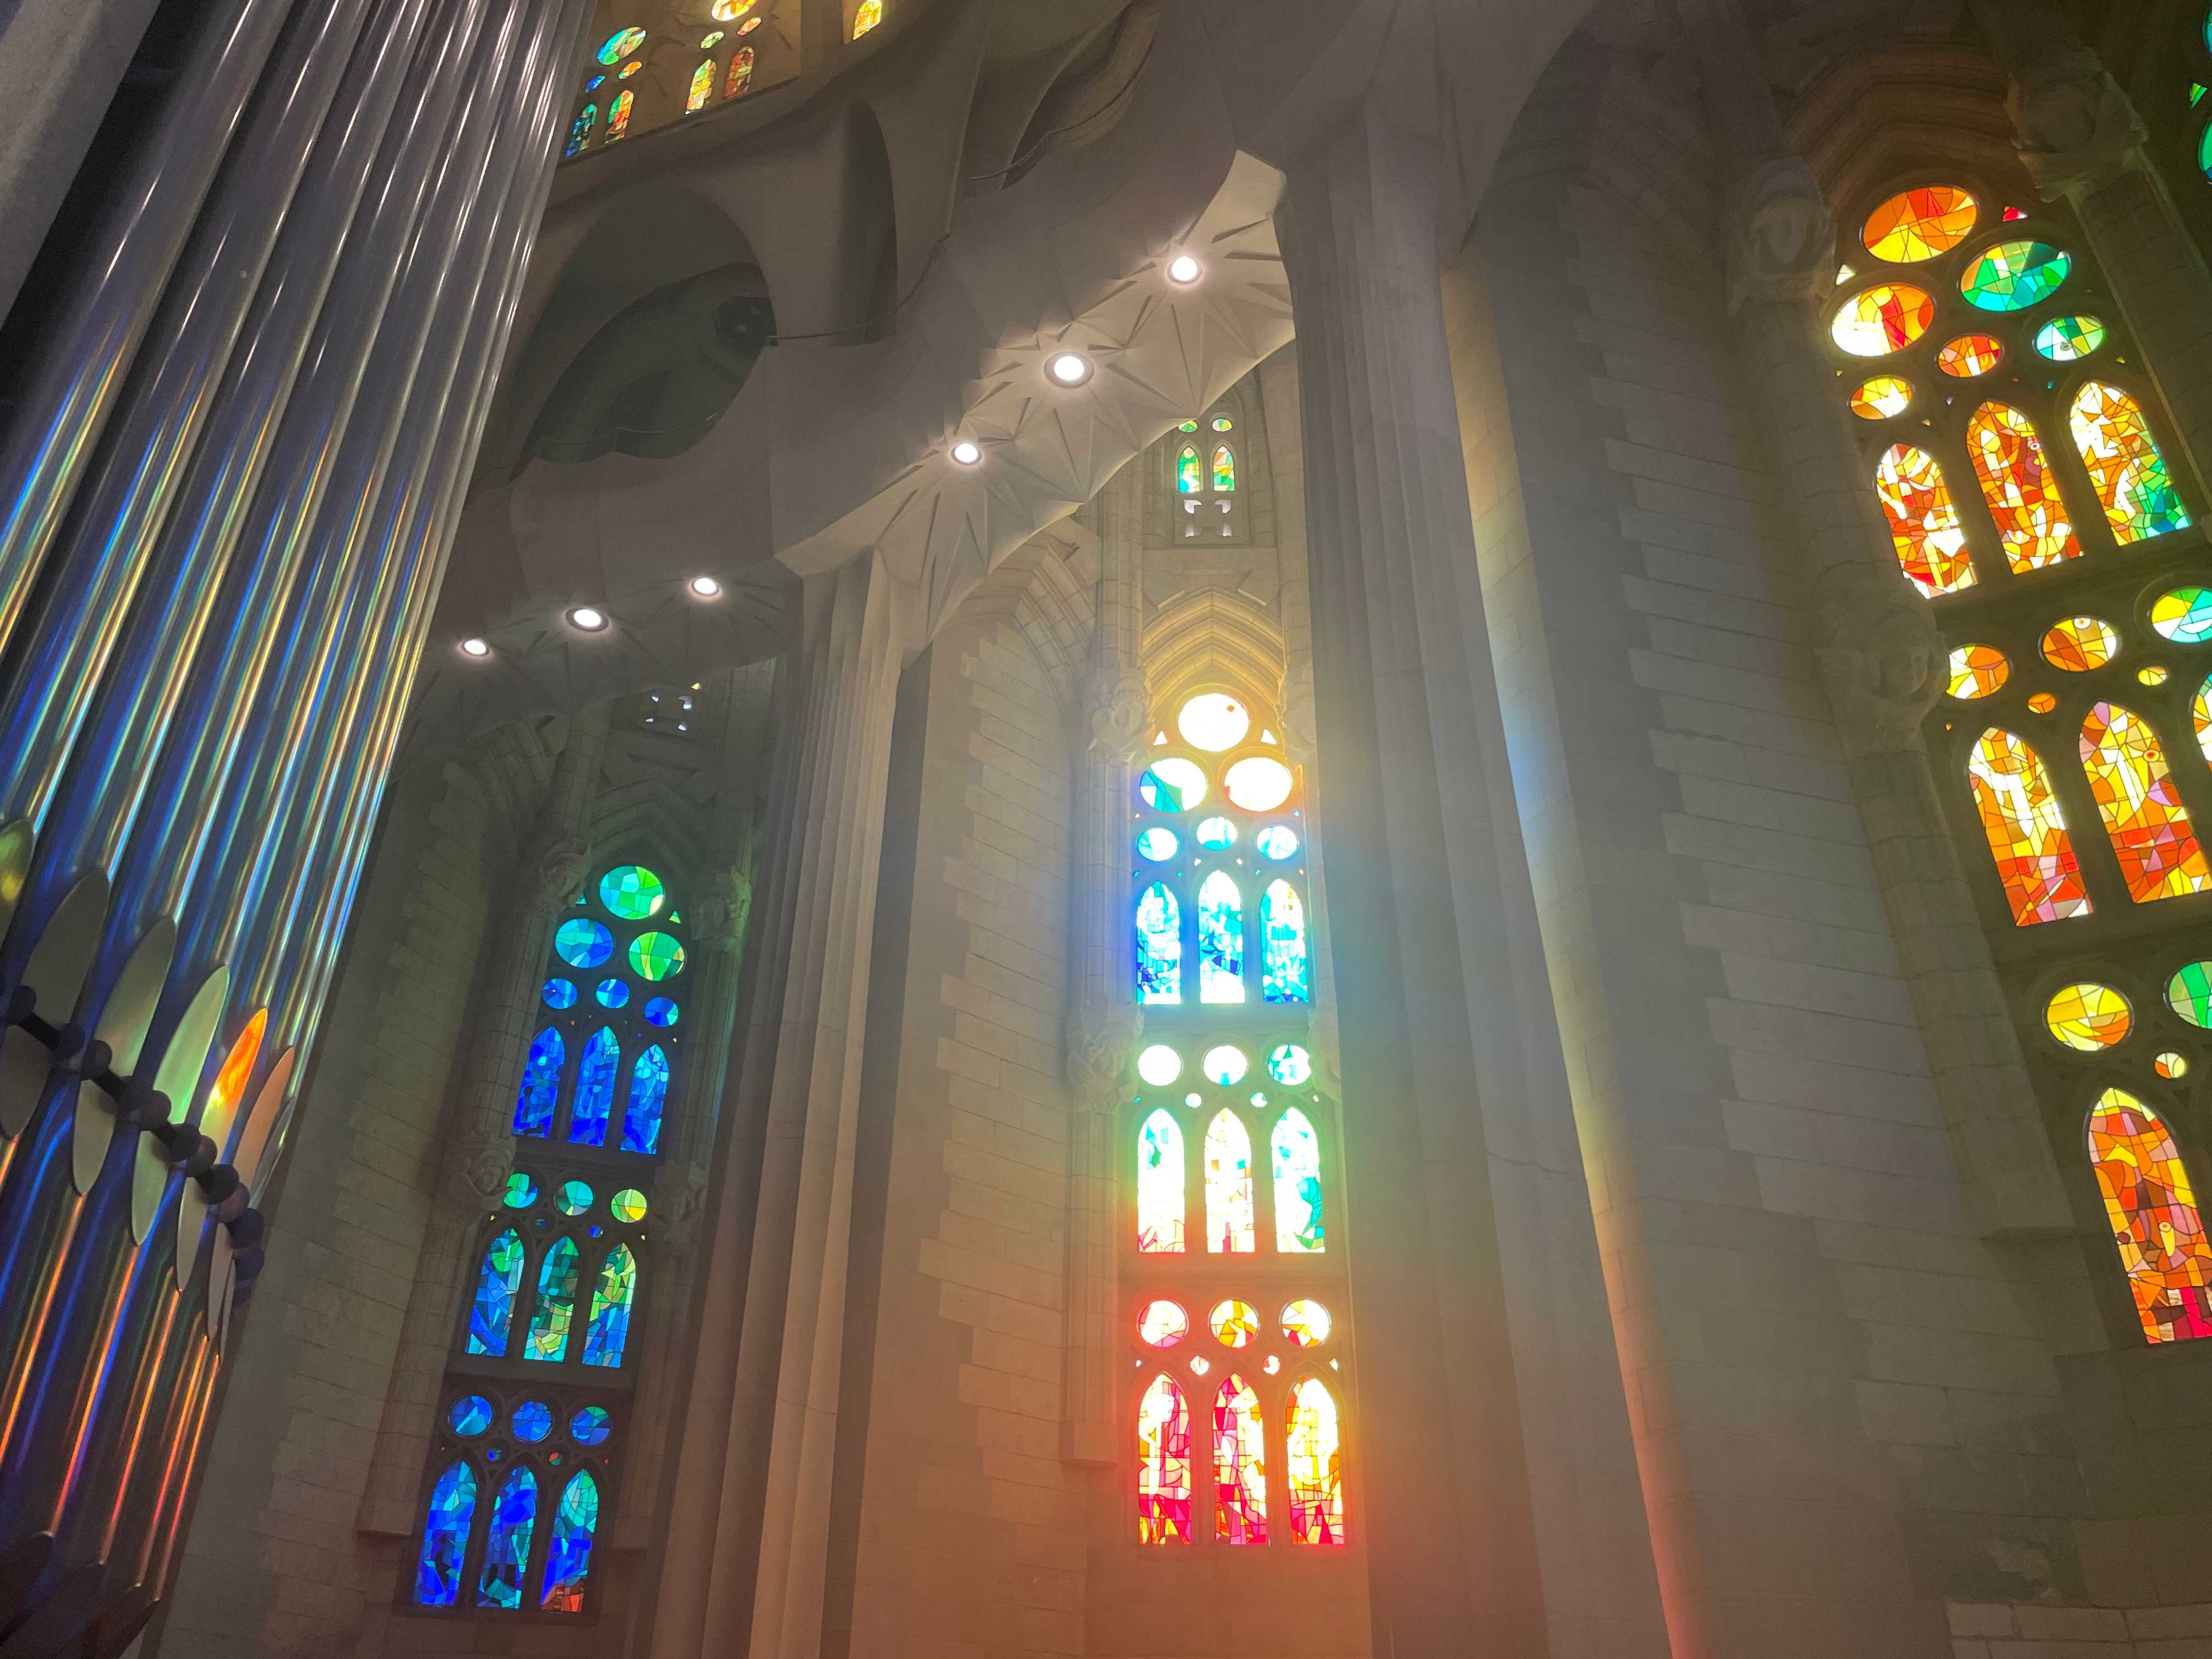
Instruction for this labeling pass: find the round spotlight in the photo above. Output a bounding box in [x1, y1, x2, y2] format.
[1046, 351, 1092, 387]
[950, 439, 982, 467]
[1166, 253, 1201, 285]
[459, 637, 490, 659]
[568, 606, 608, 632]
[689, 574, 723, 599]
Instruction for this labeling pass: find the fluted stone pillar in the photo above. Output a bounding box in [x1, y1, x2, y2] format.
[1675, 0, 2073, 1238]
[649, 552, 912, 1659]
[1061, 463, 1144, 1465]
[1279, 103, 1668, 1659]
[356, 702, 610, 1536]
[1970, 0, 2212, 494]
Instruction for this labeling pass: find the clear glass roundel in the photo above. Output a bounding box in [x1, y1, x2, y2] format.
[1139, 758, 1207, 812]
[1223, 757, 1294, 812]
[1177, 693, 1251, 752]
[1138, 1044, 1182, 1086]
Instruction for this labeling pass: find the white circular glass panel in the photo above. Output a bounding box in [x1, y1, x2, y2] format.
[1177, 693, 1251, 752]
[1267, 1043, 1312, 1086]
[1222, 756, 1294, 812]
[1194, 816, 1237, 850]
[1202, 1045, 1248, 1086]
[1255, 825, 1300, 860]
[1137, 1044, 1182, 1086]
[1138, 758, 1207, 812]
[1136, 827, 1179, 862]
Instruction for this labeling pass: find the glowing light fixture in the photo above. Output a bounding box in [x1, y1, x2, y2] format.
[459, 637, 490, 658]
[568, 606, 608, 632]
[688, 574, 722, 598]
[1167, 253, 1201, 285]
[1047, 351, 1092, 387]
[950, 439, 981, 466]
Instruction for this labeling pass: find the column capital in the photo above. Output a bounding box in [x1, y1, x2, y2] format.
[1084, 663, 1150, 766]
[1065, 993, 1141, 1109]
[443, 1129, 514, 1207]
[2006, 44, 2147, 200]
[1813, 565, 1945, 757]
[521, 830, 593, 919]
[652, 1161, 711, 1257]
[1726, 157, 1835, 315]
[690, 859, 754, 956]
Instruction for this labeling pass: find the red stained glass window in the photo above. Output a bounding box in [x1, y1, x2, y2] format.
[1212, 1373, 1268, 1544]
[1874, 444, 1974, 596]
[1965, 403, 2079, 573]
[2088, 1088, 2212, 1344]
[1966, 728, 2089, 924]
[1136, 1375, 1193, 1543]
[2079, 702, 2212, 902]
[1284, 1378, 1345, 1545]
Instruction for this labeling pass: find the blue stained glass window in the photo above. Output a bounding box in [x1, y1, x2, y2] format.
[415, 1460, 476, 1605]
[1137, 882, 1182, 1004]
[476, 1466, 538, 1609]
[622, 1045, 669, 1153]
[555, 918, 612, 968]
[541, 1470, 600, 1612]
[513, 1401, 552, 1441]
[570, 1405, 612, 1444]
[543, 978, 577, 1008]
[595, 978, 629, 1008]
[467, 1229, 525, 1356]
[566, 103, 596, 156]
[1261, 880, 1309, 1003]
[449, 1395, 493, 1436]
[584, 1244, 636, 1368]
[1198, 872, 1244, 1004]
[526, 1238, 579, 1362]
[1271, 1108, 1325, 1252]
[513, 1027, 563, 1136]
[567, 1027, 620, 1147]
[644, 996, 679, 1027]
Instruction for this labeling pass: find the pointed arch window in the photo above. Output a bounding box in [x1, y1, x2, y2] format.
[513, 1028, 562, 1136]
[1136, 881, 1181, 1003]
[1213, 1373, 1268, 1543]
[2089, 1088, 2212, 1343]
[541, 1471, 601, 1611]
[852, 0, 881, 37]
[566, 103, 597, 157]
[568, 1027, 620, 1146]
[1210, 444, 1235, 492]
[467, 1229, 525, 1356]
[1137, 1375, 1193, 1543]
[1137, 1110, 1184, 1253]
[2079, 702, 2211, 901]
[1965, 403, 2078, 572]
[1204, 1110, 1255, 1253]
[1874, 443, 1974, 595]
[622, 1045, 669, 1153]
[414, 1461, 477, 1604]
[476, 1468, 538, 1609]
[1260, 879, 1308, 1002]
[725, 46, 753, 97]
[607, 88, 634, 142]
[1271, 1108, 1325, 1253]
[525, 1238, 580, 1362]
[1966, 729, 2090, 924]
[686, 59, 713, 110]
[1197, 872, 1243, 1003]
[2070, 382, 2190, 543]
[1285, 1378, 1345, 1544]
[583, 1245, 636, 1368]
[1177, 445, 1202, 494]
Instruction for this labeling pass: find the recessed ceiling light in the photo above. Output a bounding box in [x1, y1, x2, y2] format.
[689, 574, 722, 598]
[568, 606, 607, 631]
[1167, 253, 1201, 285]
[459, 637, 490, 658]
[950, 439, 981, 466]
[1047, 351, 1092, 386]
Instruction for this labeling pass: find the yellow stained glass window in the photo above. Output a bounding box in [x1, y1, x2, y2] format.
[1945, 644, 2008, 699]
[1831, 284, 1936, 356]
[1176, 444, 1201, 494]
[2079, 702, 2211, 902]
[1284, 1378, 1345, 1545]
[1937, 334, 2004, 377]
[1211, 444, 1235, 492]
[2088, 1089, 2212, 1343]
[2040, 616, 2117, 673]
[686, 58, 713, 110]
[2070, 382, 2191, 544]
[1849, 376, 1911, 419]
[1862, 184, 1978, 262]
[1966, 404, 2079, 573]
[852, 0, 881, 36]
[1966, 728, 2090, 924]
[1874, 444, 1973, 596]
[2046, 981, 2131, 1052]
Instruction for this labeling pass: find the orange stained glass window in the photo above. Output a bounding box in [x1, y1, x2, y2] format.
[1874, 443, 1973, 596]
[1862, 183, 1977, 262]
[1136, 1375, 1194, 1542]
[2040, 616, 2118, 673]
[852, 0, 881, 36]
[2087, 1088, 2212, 1344]
[1831, 284, 1936, 356]
[202, 1007, 270, 1155]
[1966, 403, 2079, 573]
[1212, 1373, 1268, 1544]
[725, 46, 752, 97]
[1203, 1109, 1255, 1253]
[686, 59, 712, 110]
[1850, 376, 1911, 419]
[1937, 334, 2003, 377]
[2079, 701, 2212, 902]
[607, 89, 634, 141]
[2070, 382, 2192, 543]
[1966, 728, 2090, 924]
[1285, 1378, 1345, 1545]
[1946, 644, 2008, 699]
[2196, 675, 2212, 768]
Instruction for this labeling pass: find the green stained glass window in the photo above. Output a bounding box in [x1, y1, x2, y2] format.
[1960, 240, 2070, 311]
[525, 1238, 580, 1362]
[611, 1188, 648, 1223]
[628, 931, 685, 980]
[1177, 445, 1201, 493]
[584, 1244, 636, 1367]
[570, 1405, 612, 1444]
[2168, 961, 2212, 1028]
[2034, 315, 2106, 361]
[600, 864, 666, 919]
[2152, 589, 2212, 644]
[555, 918, 612, 968]
[556, 1179, 594, 1216]
[596, 26, 645, 63]
[503, 1172, 537, 1209]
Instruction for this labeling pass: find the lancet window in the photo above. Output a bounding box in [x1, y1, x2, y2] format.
[1834, 177, 2212, 1344]
[1172, 405, 1244, 543]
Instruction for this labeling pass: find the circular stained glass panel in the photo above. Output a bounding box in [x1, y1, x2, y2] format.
[2027, 691, 2058, 713]
[1138, 1044, 1182, 1086]
[1177, 693, 1251, 752]
[571, 1406, 612, 1445]
[1862, 184, 1977, 262]
[1267, 1043, 1313, 1086]
[555, 918, 612, 968]
[543, 977, 577, 1008]
[1255, 825, 1300, 860]
[449, 1395, 493, 1436]
[1136, 827, 1179, 862]
[1139, 758, 1207, 812]
[1194, 816, 1237, 850]
[710, 0, 753, 15]
[513, 1401, 552, 1442]
[2168, 962, 2212, 1028]
[2159, 1051, 2191, 1080]
[596, 978, 629, 1008]
[596, 25, 646, 61]
[2040, 617, 2118, 672]
[1849, 376, 1911, 419]
[600, 864, 667, 919]
[503, 1172, 538, 1209]
[557, 1180, 594, 1216]
[2141, 665, 2170, 687]
[1281, 1299, 1333, 1347]
[611, 1188, 648, 1223]
[1209, 1300, 1260, 1348]
[1945, 645, 2008, 699]
[2045, 982, 2131, 1052]
[1203, 1045, 1248, 1086]
[1961, 240, 2070, 311]
[2151, 588, 2212, 645]
[1222, 756, 1294, 812]
[1936, 334, 2003, 377]
[1830, 284, 1935, 356]
[644, 996, 679, 1027]
[618, 60, 641, 76]
[629, 932, 686, 980]
[1138, 1300, 1189, 1347]
[2034, 315, 2106, 361]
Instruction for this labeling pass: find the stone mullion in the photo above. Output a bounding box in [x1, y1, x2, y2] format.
[356, 702, 612, 1536]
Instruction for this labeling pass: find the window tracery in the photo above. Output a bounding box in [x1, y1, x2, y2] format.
[1171, 407, 1245, 541]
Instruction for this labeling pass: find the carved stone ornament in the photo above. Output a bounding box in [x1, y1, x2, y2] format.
[524, 832, 592, 915]
[691, 859, 755, 956]
[1815, 566, 1945, 755]
[1085, 664, 1151, 767]
[1726, 157, 1837, 315]
[1280, 661, 1318, 761]
[1066, 996, 1142, 1107]
[2008, 47, 2146, 200]
[653, 1161, 711, 1257]
[445, 1130, 514, 1207]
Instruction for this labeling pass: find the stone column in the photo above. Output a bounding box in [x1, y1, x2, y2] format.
[355, 702, 609, 1536]
[648, 552, 911, 1659]
[1969, 0, 2212, 494]
[1060, 462, 1144, 1466]
[1676, 0, 2073, 1238]
[1279, 103, 1668, 1659]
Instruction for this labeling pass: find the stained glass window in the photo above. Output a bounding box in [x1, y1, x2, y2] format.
[852, 0, 881, 37]
[1211, 445, 1235, 492]
[514, 1028, 562, 1136]
[1965, 404, 2078, 573]
[622, 1045, 668, 1153]
[526, 1237, 580, 1362]
[1850, 376, 1911, 418]
[476, 1468, 537, 1609]
[541, 1471, 599, 1611]
[1136, 882, 1181, 1004]
[415, 1462, 476, 1605]
[566, 104, 597, 156]
[1260, 879, 1308, 1003]
[1967, 729, 2090, 924]
[1137, 1375, 1193, 1543]
[2036, 315, 2106, 360]
[1937, 334, 2002, 377]
[1284, 1379, 1344, 1545]
[1874, 444, 1973, 595]
[1197, 872, 1243, 1003]
[584, 1244, 636, 1367]
[686, 59, 713, 110]
[1212, 1374, 1267, 1544]
[1961, 240, 2070, 311]
[2151, 588, 2212, 644]
[1946, 644, 2008, 699]
[1137, 1110, 1184, 1252]
[1177, 445, 1201, 493]
[597, 26, 645, 63]
[468, 1229, 525, 1356]
[2069, 382, 2190, 544]
[725, 46, 753, 97]
[2197, 677, 2212, 769]
[2079, 702, 2211, 902]
[568, 1026, 620, 1146]
[1271, 1108, 1325, 1253]
[2088, 1089, 2212, 1343]
[1831, 284, 1935, 355]
[1203, 1110, 1255, 1254]
[608, 89, 633, 142]
[1863, 184, 1977, 261]
[1178, 693, 1249, 751]
[2041, 616, 2118, 672]
[1223, 757, 1294, 812]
